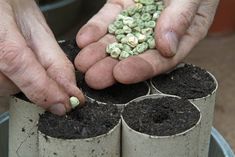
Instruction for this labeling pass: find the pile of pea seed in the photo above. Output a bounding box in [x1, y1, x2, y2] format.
[106, 0, 164, 60]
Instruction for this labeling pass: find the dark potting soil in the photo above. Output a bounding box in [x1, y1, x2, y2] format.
[122, 97, 200, 136]
[76, 73, 149, 104]
[59, 39, 80, 62]
[152, 64, 216, 99]
[38, 101, 120, 139]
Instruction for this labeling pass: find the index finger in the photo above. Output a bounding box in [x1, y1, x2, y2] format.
[0, 5, 69, 115]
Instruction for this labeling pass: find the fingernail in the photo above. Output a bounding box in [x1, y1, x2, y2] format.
[49, 104, 66, 116]
[165, 31, 178, 55]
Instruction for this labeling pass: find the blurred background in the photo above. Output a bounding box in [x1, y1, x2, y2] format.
[0, 0, 235, 151]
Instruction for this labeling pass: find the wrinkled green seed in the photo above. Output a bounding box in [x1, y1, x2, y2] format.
[147, 37, 156, 49]
[114, 20, 123, 29]
[116, 34, 125, 42]
[145, 21, 156, 28]
[110, 47, 121, 58]
[141, 13, 151, 21]
[119, 51, 130, 60]
[115, 29, 124, 35]
[70, 96, 80, 109]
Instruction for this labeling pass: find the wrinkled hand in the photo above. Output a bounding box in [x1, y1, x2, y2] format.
[75, 0, 219, 89]
[0, 0, 84, 115]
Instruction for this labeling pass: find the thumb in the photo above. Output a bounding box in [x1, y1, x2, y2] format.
[156, 0, 201, 57]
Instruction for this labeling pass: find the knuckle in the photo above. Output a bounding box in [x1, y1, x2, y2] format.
[0, 41, 27, 75]
[192, 16, 209, 39]
[178, 10, 192, 28]
[177, 1, 199, 28]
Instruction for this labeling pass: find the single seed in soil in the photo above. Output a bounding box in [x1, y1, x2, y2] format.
[70, 96, 80, 109]
[141, 28, 153, 35]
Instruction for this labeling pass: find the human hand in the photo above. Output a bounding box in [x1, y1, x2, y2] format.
[75, 0, 219, 89]
[0, 0, 84, 115]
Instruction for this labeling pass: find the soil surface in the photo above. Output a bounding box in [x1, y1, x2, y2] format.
[76, 74, 149, 104]
[122, 97, 200, 136]
[59, 39, 80, 62]
[38, 101, 120, 139]
[152, 64, 216, 99]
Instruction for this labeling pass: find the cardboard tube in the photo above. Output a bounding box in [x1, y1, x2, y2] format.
[9, 97, 44, 157]
[122, 94, 201, 157]
[38, 120, 121, 157]
[150, 63, 218, 157]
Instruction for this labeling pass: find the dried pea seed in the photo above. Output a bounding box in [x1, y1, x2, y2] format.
[132, 13, 141, 19]
[133, 26, 141, 32]
[144, 5, 157, 14]
[114, 20, 123, 29]
[158, 5, 164, 11]
[108, 24, 117, 34]
[119, 51, 130, 60]
[135, 32, 147, 42]
[147, 37, 156, 49]
[121, 37, 128, 44]
[123, 25, 132, 34]
[127, 34, 139, 47]
[141, 13, 151, 21]
[153, 11, 161, 20]
[110, 47, 121, 58]
[70, 96, 80, 109]
[116, 34, 126, 42]
[123, 44, 132, 51]
[115, 29, 125, 35]
[127, 7, 137, 16]
[145, 21, 156, 28]
[141, 28, 153, 35]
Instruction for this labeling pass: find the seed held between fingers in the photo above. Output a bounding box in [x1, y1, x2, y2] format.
[70, 96, 80, 109]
